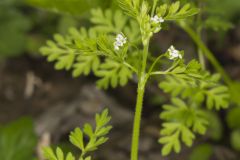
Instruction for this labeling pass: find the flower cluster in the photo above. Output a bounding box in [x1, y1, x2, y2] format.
[114, 34, 127, 51]
[151, 15, 164, 24]
[150, 15, 165, 33]
[168, 45, 182, 60]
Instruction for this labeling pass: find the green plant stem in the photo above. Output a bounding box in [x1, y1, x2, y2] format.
[130, 77, 146, 160]
[198, 43, 205, 69]
[150, 71, 168, 75]
[178, 22, 232, 85]
[196, 2, 206, 70]
[124, 62, 138, 73]
[197, 27, 206, 69]
[148, 54, 165, 74]
[131, 40, 149, 160]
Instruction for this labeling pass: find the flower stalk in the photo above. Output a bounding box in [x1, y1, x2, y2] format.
[131, 38, 149, 160]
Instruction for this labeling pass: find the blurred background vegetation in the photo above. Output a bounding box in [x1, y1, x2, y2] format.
[0, 0, 240, 160]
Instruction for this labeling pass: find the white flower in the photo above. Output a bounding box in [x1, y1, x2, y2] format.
[114, 33, 127, 51]
[168, 45, 182, 60]
[151, 15, 164, 24]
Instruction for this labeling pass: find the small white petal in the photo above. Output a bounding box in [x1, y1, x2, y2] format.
[159, 17, 164, 23]
[114, 33, 127, 50]
[151, 16, 159, 23]
[151, 15, 164, 24]
[168, 45, 182, 60]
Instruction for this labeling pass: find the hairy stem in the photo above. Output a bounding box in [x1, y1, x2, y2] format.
[130, 76, 146, 160]
[131, 41, 149, 160]
[178, 22, 232, 85]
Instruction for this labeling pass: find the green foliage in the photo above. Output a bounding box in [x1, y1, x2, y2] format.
[159, 98, 208, 155]
[40, 9, 137, 89]
[0, 0, 21, 6]
[206, 0, 240, 21]
[156, 1, 199, 20]
[204, 17, 233, 31]
[205, 111, 222, 141]
[230, 130, 240, 151]
[229, 82, 240, 105]
[25, 0, 112, 15]
[176, 0, 237, 32]
[227, 107, 240, 129]
[0, 2, 31, 57]
[41, 26, 134, 89]
[41, 34, 76, 70]
[40, 0, 231, 158]
[205, 84, 229, 110]
[96, 58, 133, 89]
[44, 109, 112, 160]
[189, 143, 213, 160]
[117, 0, 139, 18]
[43, 147, 75, 160]
[90, 8, 127, 32]
[203, 6, 234, 32]
[40, 27, 99, 73]
[158, 59, 228, 155]
[159, 60, 229, 110]
[0, 118, 37, 160]
[90, 8, 141, 43]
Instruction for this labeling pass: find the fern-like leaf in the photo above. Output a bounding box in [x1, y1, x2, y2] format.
[96, 59, 133, 89]
[90, 8, 141, 43]
[72, 55, 100, 77]
[156, 1, 199, 20]
[40, 34, 77, 70]
[43, 147, 75, 160]
[159, 60, 230, 109]
[44, 109, 112, 160]
[159, 98, 208, 155]
[117, 0, 138, 18]
[205, 85, 229, 110]
[91, 9, 128, 33]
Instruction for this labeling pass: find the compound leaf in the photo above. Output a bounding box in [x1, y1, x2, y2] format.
[43, 147, 75, 160]
[69, 128, 84, 150]
[26, 0, 110, 15]
[159, 98, 208, 155]
[44, 109, 111, 160]
[156, 1, 199, 20]
[96, 59, 133, 89]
